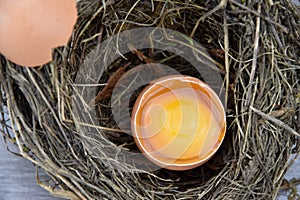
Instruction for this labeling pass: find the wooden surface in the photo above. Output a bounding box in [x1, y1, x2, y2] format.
[0, 136, 61, 200]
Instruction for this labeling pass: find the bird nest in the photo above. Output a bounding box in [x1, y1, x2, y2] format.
[0, 0, 299, 199]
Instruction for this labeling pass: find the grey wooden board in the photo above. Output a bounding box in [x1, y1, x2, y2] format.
[292, 0, 300, 6]
[278, 154, 300, 199]
[0, 136, 61, 200]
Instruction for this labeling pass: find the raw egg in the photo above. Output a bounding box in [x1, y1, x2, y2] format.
[131, 75, 226, 170]
[0, 0, 77, 67]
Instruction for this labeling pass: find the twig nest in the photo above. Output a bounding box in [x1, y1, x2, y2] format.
[131, 75, 226, 170]
[0, 0, 77, 67]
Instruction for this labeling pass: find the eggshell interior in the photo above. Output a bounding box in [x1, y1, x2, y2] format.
[132, 75, 226, 170]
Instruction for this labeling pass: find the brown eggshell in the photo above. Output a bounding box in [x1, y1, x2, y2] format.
[0, 0, 78, 67]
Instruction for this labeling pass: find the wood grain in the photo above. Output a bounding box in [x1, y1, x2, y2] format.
[0, 136, 61, 200]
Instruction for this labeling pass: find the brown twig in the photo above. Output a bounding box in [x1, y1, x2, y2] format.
[92, 62, 132, 104]
[251, 106, 300, 137]
[223, 10, 230, 110]
[128, 44, 154, 63]
[245, 3, 261, 108]
[199, 0, 228, 21]
[229, 0, 289, 33]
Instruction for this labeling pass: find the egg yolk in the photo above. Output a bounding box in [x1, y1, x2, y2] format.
[133, 79, 223, 165]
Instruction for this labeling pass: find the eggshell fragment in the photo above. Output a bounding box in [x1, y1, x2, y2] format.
[0, 0, 78, 67]
[131, 75, 226, 170]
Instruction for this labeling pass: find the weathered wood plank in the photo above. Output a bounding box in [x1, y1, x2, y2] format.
[0, 136, 61, 200]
